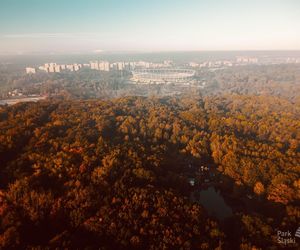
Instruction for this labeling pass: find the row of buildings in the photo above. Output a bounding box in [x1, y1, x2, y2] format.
[188, 57, 259, 69]
[188, 56, 300, 69]
[189, 60, 233, 68]
[89, 60, 173, 71]
[26, 63, 85, 74]
[236, 56, 258, 64]
[26, 60, 174, 74]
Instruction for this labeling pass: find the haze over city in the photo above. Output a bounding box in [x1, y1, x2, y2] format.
[0, 0, 300, 54]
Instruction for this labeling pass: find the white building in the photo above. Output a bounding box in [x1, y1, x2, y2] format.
[54, 65, 61, 73]
[26, 67, 36, 74]
[38, 66, 48, 72]
[117, 62, 125, 70]
[66, 64, 74, 71]
[236, 57, 258, 64]
[44, 62, 57, 72]
[48, 66, 55, 73]
[74, 64, 80, 71]
[90, 61, 99, 70]
[99, 61, 110, 71]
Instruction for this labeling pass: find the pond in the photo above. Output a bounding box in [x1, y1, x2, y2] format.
[192, 186, 233, 220]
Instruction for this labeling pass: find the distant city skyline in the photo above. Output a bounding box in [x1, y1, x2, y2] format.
[0, 0, 300, 54]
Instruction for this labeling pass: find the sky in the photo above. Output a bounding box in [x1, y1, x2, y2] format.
[0, 0, 299, 54]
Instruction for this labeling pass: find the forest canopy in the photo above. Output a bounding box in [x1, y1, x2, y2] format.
[0, 94, 299, 249]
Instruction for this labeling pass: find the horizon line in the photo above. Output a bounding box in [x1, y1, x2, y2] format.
[1, 49, 300, 56]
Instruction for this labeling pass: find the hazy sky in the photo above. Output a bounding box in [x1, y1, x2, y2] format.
[0, 0, 299, 54]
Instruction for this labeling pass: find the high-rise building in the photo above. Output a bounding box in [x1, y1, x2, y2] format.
[66, 65, 74, 71]
[74, 64, 80, 71]
[236, 56, 258, 64]
[124, 62, 132, 70]
[90, 61, 99, 70]
[54, 65, 61, 73]
[99, 61, 110, 71]
[117, 62, 125, 70]
[48, 66, 55, 73]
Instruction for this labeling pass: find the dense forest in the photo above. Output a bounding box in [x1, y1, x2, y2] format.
[201, 64, 300, 102]
[0, 94, 299, 249]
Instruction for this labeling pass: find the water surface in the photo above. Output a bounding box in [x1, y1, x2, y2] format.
[194, 186, 233, 220]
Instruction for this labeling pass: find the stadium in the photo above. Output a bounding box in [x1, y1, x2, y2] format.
[131, 68, 196, 84]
